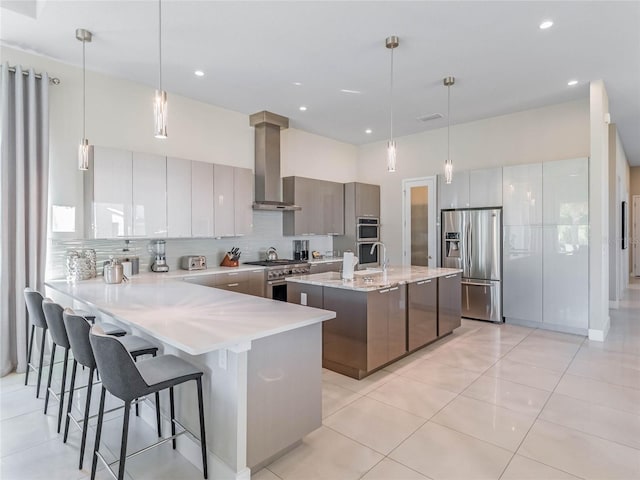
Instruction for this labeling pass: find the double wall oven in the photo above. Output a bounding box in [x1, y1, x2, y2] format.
[355, 217, 380, 267]
[244, 260, 310, 302]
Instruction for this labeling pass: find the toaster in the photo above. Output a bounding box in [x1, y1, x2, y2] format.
[181, 255, 207, 271]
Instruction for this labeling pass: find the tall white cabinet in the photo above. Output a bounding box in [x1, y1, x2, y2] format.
[191, 162, 215, 237]
[502, 158, 589, 333]
[167, 157, 192, 237]
[132, 153, 167, 237]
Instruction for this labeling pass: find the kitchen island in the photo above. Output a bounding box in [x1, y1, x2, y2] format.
[46, 273, 335, 479]
[287, 266, 462, 379]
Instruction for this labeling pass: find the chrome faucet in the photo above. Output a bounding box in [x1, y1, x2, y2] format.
[369, 242, 388, 272]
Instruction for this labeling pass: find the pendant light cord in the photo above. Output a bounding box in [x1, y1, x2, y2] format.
[389, 46, 394, 142]
[447, 82, 451, 161]
[82, 38, 86, 139]
[158, 0, 162, 91]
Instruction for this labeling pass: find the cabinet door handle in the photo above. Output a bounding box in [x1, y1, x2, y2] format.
[228, 272, 239, 276]
[227, 283, 239, 287]
[379, 289, 390, 293]
[445, 274, 458, 279]
[417, 280, 432, 285]
[389, 287, 399, 292]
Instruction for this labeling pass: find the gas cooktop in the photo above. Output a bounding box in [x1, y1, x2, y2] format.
[244, 259, 309, 267]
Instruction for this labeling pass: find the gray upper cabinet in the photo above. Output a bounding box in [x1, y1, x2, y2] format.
[283, 176, 344, 235]
[234, 167, 254, 236]
[354, 183, 380, 218]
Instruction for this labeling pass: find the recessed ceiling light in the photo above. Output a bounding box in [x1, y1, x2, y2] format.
[539, 20, 554, 30]
[365, 129, 372, 134]
[293, 82, 302, 86]
[299, 106, 307, 111]
[340, 89, 362, 94]
[567, 79, 578, 86]
[194, 70, 205, 77]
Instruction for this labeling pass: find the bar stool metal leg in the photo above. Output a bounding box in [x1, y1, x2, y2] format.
[44, 344, 56, 414]
[57, 348, 70, 433]
[63, 359, 78, 443]
[196, 378, 208, 479]
[155, 391, 161, 437]
[169, 387, 176, 449]
[118, 401, 132, 480]
[78, 368, 95, 469]
[91, 386, 107, 480]
[25, 325, 35, 386]
[36, 329, 47, 398]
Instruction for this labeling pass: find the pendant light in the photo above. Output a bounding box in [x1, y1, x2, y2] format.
[386, 36, 399, 173]
[444, 76, 455, 184]
[154, 0, 168, 138]
[76, 28, 93, 171]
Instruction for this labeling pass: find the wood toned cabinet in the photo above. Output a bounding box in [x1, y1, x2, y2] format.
[439, 272, 462, 335]
[184, 269, 265, 297]
[354, 183, 380, 218]
[282, 176, 344, 235]
[407, 279, 438, 351]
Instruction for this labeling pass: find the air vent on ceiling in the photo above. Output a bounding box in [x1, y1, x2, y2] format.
[416, 112, 443, 122]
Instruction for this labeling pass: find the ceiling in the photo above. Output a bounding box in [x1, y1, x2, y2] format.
[2, 1, 640, 165]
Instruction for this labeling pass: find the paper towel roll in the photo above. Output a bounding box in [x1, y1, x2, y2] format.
[342, 252, 355, 280]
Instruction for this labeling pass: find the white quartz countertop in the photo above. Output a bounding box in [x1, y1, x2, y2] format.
[148, 264, 266, 280]
[286, 266, 462, 292]
[308, 257, 343, 264]
[46, 273, 335, 356]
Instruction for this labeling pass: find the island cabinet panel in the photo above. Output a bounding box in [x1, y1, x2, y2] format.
[309, 261, 342, 274]
[408, 279, 438, 351]
[439, 272, 462, 335]
[247, 269, 265, 298]
[386, 286, 408, 361]
[366, 288, 391, 371]
[287, 283, 323, 309]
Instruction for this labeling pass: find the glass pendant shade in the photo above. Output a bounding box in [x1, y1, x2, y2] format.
[387, 140, 397, 173]
[78, 138, 93, 171]
[444, 159, 453, 184]
[154, 89, 168, 138]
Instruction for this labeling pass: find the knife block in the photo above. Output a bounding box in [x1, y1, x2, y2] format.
[220, 254, 239, 267]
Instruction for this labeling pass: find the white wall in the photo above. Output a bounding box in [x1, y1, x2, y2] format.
[356, 99, 590, 266]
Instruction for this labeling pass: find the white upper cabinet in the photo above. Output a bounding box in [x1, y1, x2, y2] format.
[132, 152, 167, 238]
[469, 167, 503, 208]
[167, 157, 192, 237]
[438, 171, 470, 209]
[86, 147, 133, 238]
[234, 167, 253, 236]
[543, 157, 589, 226]
[503, 163, 543, 226]
[191, 161, 214, 237]
[213, 164, 235, 237]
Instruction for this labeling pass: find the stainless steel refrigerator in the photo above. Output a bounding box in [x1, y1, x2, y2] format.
[442, 208, 502, 322]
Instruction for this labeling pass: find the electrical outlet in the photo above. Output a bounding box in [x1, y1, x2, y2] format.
[218, 349, 227, 370]
[301, 292, 308, 306]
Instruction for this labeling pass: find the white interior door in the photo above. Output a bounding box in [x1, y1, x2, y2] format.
[403, 177, 437, 267]
[633, 195, 640, 277]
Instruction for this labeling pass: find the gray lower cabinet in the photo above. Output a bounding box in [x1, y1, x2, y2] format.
[408, 279, 438, 351]
[321, 285, 406, 378]
[184, 270, 265, 297]
[439, 273, 462, 335]
[247, 269, 265, 297]
[309, 261, 341, 274]
[287, 283, 323, 308]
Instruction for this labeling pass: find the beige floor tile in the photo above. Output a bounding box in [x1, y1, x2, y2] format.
[484, 358, 562, 391]
[554, 373, 640, 416]
[0, 409, 58, 458]
[567, 355, 640, 390]
[424, 345, 501, 373]
[252, 468, 281, 480]
[322, 368, 397, 395]
[389, 422, 512, 480]
[322, 382, 362, 418]
[573, 346, 640, 372]
[431, 395, 536, 451]
[367, 375, 457, 419]
[324, 396, 425, 454]
[539, 393, 640, 449]
[0, 385, 45, 421]
[361, 458, 429, 480]
[267, 426, 383, 480]
[500, 455, 581, 480]
[519, 419, 640, 479]
[454, 337, 516, 358]
[401, 360, 482, 394]
[461, 375, 551, 416]
[503, 345, 575, 373]
[383, 348, 432, 374]
[526, 329, 585, 345]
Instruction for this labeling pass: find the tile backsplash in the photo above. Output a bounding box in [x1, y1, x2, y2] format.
[47, 211, 334, 279]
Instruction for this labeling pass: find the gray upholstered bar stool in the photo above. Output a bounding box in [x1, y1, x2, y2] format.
[24, 288, 49, 398]
[89, 326, 208, 480]
[62, 310, 161, 469]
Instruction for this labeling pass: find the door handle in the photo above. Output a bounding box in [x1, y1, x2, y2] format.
[389, 287, 399, 292]
[417, 280, 432, 285]
[379, 289, 390, 293]
[227, 283, 239, 287]
[445, 274, 458, 279]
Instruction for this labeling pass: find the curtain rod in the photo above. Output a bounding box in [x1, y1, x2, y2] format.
[7, 65, 60, 85]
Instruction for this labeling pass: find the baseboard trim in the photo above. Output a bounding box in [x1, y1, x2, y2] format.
[588, 316, 611, 342]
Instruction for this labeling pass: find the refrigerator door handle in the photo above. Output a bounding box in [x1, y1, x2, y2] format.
[466, 219, 472, 272]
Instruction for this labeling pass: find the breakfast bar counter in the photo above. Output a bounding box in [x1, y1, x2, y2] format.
[46, 274, 335, 479]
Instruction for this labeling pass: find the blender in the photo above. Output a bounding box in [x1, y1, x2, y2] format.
[150, 240, 169, 272]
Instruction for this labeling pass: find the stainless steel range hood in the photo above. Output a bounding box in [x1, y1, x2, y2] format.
[250, 111, 301, 211]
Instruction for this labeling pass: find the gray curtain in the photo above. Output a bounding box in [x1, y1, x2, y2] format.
[0, 63, 50, 376]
